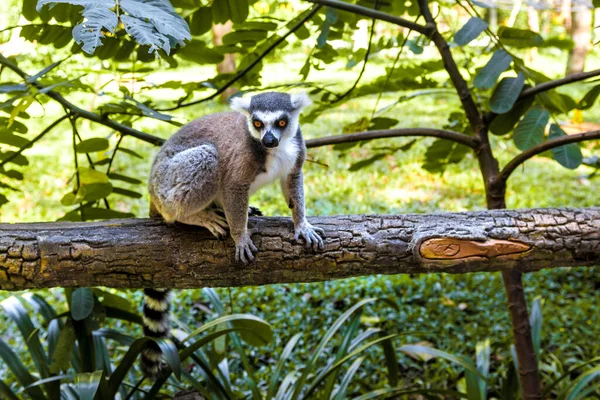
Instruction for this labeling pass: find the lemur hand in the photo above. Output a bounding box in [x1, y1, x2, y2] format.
[235, 232, 258, 264]
[294, 221, 325, 251]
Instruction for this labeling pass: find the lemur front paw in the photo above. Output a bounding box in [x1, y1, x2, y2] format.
[235, 233, 258, 264]
[294, 222, 325, 251]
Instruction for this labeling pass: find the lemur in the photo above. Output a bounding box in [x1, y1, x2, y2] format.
[140, 92, 325, 378]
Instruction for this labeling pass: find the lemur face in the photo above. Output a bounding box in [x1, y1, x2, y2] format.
[230, 92, 312, 149]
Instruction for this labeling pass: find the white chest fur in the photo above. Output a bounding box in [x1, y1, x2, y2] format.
[250, 137, 300, 195]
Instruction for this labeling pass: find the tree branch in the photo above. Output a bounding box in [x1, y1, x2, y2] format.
[498, 129, 600, 183]
[305, 128, 479, 149]
[0, 54, 165, 147]
[519, 68, 600, 101]
[1, 208, 598, 290]
[305, 0, 433, 36]
[157, 5, 323, 112]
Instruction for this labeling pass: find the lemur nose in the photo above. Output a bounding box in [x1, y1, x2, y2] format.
[262, 133, 279, 148]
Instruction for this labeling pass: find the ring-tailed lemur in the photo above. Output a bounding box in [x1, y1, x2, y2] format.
[141, 92, 325, 378]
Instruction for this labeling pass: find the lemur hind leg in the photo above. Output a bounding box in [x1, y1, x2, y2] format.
[149, 144, 225, 237]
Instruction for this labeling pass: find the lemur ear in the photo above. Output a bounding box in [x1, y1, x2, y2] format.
[230, 95, 251, 114]
[290, 92, 312, 111]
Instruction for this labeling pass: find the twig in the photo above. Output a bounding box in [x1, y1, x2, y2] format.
[305, 0, 433, 36]
[305, 128, 479, 149]
[333, 1, 377, 103]
[497, 129, 600, 183]
[106, 135, 124, 176]
[0, 114, 70, 168]
[518, 69, 600, 101]
[0, 54, 165, 147]
[157, 5, 323, 112]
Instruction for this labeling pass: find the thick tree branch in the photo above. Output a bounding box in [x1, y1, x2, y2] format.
[305, 128, 479, 149]
[498, 129, 600, 183]
[305, 0, 433, 36]
[519, 69, 600, 101]
[157, 5, 323, 112]
[0, 54, 165, 147]
[1, 208, 598, 290]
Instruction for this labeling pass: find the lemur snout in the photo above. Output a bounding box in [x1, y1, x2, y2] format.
[262, 132, 279, 148]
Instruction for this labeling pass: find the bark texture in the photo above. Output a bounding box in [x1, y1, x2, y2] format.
[1, 208, 599, 291]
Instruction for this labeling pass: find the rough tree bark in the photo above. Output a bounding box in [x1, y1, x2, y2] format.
[1, 208, 598, 291]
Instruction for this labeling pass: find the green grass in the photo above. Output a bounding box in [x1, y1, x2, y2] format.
[1, 28, 599, 395]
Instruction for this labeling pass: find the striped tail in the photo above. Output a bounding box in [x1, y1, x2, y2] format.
[141, 288, 172, 379]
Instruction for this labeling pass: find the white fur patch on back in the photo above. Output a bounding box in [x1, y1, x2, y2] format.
[250, 136, 299, 195]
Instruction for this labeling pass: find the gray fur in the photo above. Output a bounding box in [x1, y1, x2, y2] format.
[148, 92, 324, 264]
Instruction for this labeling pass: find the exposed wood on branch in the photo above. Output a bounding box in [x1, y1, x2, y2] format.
[1, 208, 598, 291]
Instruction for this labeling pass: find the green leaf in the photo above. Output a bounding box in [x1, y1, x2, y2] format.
[349, 154, 387, 171]
[223, 29, 268, 45]
[92, 289, 134, 313]
[107, 172, 141, 184]
[529, 298, 542, 359]
[50, 322, 76, 374]
[78, 168, 109, 184]
[211, 0, 229, 24]
[423, 139, 470, 173]
[228, 0, 249, 23]
[189, 7, 212, 35]
[71, 288, 95, 321]
[490, 72, 525, 114]
[266, 333, 302, 399]
[0, 117, 28, 133]
[177, 39, 224, 64]
[369, 117, 398, 130]
[474, 49, 512, 90]
[23, 0, 38, 21]
[513, 107, 549, 151]
[0, 380, 19, 400]
[549, 124, 582, 169]
[399, 345, 489, 381]
[80, 182, 113, 202]
[118, 147, 143, 159]
[454, 17, 488, 45]
[59, 207, 135, 221]
[1, 297, 50, 379]
[578, 84, 600, 110]
[0, 151, 29, 166]
[112, 187, 142, 198]
[76, 138, 109, 153]
[499, 27, 544, 47]
[489, 95, 534, 135]
[0, 132, 30, 148]
[565, 365, 600, 400]
[75, 371, 103, 400]
[0, 339, 47, 400]
[73, 6, 118, 54]
[333, 357, 365, 400]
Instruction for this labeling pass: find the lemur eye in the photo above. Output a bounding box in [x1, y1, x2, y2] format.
[253, 120, 263, 129]
[278, 120, 287, 127]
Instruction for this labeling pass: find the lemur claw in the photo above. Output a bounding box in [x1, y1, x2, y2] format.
[294, 222, 325, 251]
[235, 234, 258, 264]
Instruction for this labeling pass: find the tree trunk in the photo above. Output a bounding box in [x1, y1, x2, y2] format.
[212, 21, 238, 102]
[566, 5, 592, 75]
[1, 208, 599, 291]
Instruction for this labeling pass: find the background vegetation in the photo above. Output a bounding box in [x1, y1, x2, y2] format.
[0, 0, 599, 397]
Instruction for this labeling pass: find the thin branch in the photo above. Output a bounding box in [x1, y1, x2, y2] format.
[0, 114, 70, 168]
[305, 128, 479, 149]
[498, 129, 600, 183]
[0, 54, 165, 147]
[332, 10, 376, 103]
[157, 5, 323, 112]
[305, 0, 433, 36]
[518, 69, 600, 101]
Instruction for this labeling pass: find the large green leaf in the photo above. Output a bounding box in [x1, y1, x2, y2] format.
[454, 17, 488, 45]
[71, 288, 95, 321]
[75, 371, 103, 400]
[565, 365, 600, 400]
[474, 49, 512, 90]
[513, 107, 549, 151]
[0, 132, 30, 148]
[422, 139, 470, 173]
[578, 84, 600, 110]
[189, 7, 212, 35]
[76, 138, 109, 153]
[499, 27, 544, 47]
[0, 339, 48, 400]
[490, 72, 525, 114]
[227, 0, 249, 23]
[548, 124, 582, 169]
[489, 95, 534, 135]
[176, 39, 224, 64]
